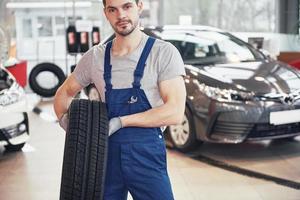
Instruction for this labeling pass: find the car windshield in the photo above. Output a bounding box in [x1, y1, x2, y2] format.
[162, 30, 265, 65]
[0, 68, 13, 92]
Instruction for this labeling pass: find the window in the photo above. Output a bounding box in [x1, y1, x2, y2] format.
[163, 0, 276, 32]
[55, 16, 65, 36]
[166, 30, 263, 65]
[37, 16, 53, 37]
[22, 19, 32, 38]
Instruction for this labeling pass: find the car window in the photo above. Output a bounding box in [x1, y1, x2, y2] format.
[164, 30, 264, 65]
[168, 39, 227, 65]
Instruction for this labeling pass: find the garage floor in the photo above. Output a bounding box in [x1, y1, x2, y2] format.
[1, 97, 300, 200]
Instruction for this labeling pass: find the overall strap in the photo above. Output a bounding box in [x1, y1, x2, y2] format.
[104, 41, 113, 91]
[132, 37, 156, 89]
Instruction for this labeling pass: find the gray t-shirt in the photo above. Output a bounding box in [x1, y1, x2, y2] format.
[73, 33, 185, 109]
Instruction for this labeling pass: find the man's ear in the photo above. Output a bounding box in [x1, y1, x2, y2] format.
[137, 1, 143, 15]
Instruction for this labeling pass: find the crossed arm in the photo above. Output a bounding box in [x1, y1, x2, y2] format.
[120, 76, 186, 127]
[53, 74, 186, 130]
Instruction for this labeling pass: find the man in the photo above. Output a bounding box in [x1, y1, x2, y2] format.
[53, 0, 186, 199]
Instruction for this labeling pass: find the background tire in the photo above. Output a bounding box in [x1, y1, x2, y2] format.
[167, 106, 201, 152]
[29, 63, 66, 97]
[60, 99, 109, 200]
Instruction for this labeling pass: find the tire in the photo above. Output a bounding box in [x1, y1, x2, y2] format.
[167, 106, 201, 152]
[60, 99, 109, 200]
[29, 63, 66, 97]
[5, 143, 25, 152]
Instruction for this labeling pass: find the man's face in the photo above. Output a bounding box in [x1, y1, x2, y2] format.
[104, 0, 143, 37]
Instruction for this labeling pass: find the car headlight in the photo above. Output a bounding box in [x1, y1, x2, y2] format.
[0, 82, 25, 106]
[197, 83, 255, 102]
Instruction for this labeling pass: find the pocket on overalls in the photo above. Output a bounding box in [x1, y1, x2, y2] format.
[130, 141, 167, 173]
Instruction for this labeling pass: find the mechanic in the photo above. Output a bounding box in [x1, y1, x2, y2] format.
[53, 0, 186, 199]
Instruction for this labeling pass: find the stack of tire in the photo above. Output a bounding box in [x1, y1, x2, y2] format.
[60, 99, 109, 200]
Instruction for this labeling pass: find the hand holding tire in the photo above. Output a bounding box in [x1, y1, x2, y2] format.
[59, 113, 69, 131]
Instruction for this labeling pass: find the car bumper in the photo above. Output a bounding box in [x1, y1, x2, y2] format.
[0, 112, 29, 146]
[194, 99, 300, 143]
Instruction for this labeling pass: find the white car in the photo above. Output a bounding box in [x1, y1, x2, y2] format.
[0, 65, 29, 151]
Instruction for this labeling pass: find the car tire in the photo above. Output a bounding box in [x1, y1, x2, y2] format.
[4, 143, 25, 152]
[29, 63, 66, 97]
[167, 106, 201, 152]
[60, 99, 109, 200]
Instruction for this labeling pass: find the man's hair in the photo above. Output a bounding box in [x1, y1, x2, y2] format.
[103, 0, 139, 7]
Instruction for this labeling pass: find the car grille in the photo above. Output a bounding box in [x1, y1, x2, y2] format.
[247, 122, 300, 138]
[211, 121, 253, 137]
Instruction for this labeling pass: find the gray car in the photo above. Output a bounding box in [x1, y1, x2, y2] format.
[149, 26, 300, 152]
[86, 25, 300, 152]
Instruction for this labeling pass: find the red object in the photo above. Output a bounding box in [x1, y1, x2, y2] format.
[288, 59, 300, 70]
[6, 60, 27, 87]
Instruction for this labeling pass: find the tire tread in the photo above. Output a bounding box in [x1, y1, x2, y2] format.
[60, 99, 108, 200]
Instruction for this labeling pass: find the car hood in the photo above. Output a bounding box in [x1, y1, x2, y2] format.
[186, 61, 300, 95]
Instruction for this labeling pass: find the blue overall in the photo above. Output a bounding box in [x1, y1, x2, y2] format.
[103, 37, 174, 200]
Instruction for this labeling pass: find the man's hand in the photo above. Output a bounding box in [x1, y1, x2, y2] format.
[108, 117, 123, 136]
[59, 113, 69, 131]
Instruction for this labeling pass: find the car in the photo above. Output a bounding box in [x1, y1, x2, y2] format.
[86, 25, 300, 152]
[288, 59, 300, 70]
[0, 65, 29, 151]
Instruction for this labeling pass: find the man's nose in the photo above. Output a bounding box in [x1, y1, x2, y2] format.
[117, 9, 126, 19]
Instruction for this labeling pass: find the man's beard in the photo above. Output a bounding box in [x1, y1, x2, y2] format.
[112, 18, 139, 37]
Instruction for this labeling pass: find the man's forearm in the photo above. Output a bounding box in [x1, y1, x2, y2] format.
[53, 88, 73, 120]
[120, 102, 184, 128]
[120, 76, 186, 128]
[53, 75, 83, 120]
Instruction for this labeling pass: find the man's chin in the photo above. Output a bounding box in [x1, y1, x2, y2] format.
[116, 28, 135, 37]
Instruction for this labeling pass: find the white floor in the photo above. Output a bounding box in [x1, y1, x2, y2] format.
[1, 98, 300, 200]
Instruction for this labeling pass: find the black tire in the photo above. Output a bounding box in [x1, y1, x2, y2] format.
[29, 63, 66, 97]
[167, 106, 201, 152]
[60, 99, 109, 200]
[5, 143, 25, 152]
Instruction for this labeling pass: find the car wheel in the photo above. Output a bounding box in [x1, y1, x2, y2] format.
[5, 143, 25, 152]
[60, 99, 109, 200]
[29, 63, 66, 97]
[168, 107, 201, 152]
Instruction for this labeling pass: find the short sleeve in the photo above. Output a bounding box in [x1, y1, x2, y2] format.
[157, 42, 186, 82]
[72, 47, 94, 87]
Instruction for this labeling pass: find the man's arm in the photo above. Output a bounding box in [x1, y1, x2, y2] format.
[53, 74, 84, 120]
[120, 76, 186, 127]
